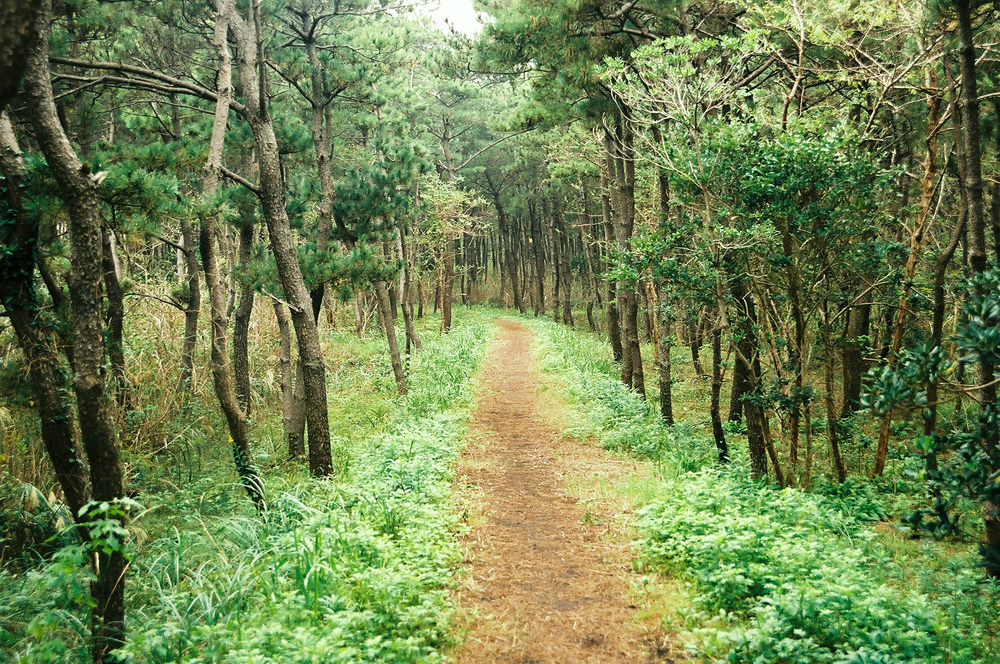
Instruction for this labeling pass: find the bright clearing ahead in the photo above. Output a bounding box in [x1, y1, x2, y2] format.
[423, 0, 482, 37]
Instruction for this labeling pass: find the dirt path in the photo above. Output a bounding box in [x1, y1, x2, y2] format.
[453, 319, 666, 664]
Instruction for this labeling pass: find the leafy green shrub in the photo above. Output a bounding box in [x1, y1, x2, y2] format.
[527, 316, 999, 664]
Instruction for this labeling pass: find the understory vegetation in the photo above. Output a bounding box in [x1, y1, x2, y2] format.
[529, 317, 1000, 663]
[1, 308, 493, 663]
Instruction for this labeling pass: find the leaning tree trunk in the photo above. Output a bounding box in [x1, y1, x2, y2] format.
[195, 0, 267, 508]
[232, 0, 332, 475]
[375, 281, 407, 394]
[25, 3, 126, 658]
[872, 71, 942, 477]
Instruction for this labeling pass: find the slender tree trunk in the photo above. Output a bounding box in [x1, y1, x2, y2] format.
[872, 71, 942, 476]
[821, 299, 847, 483]
[655, 282, 674, 426]
[178, 216, 200, 391]
[101, 228, 129, 411]
[232, 217, 255, 416]
[956, 0, 1000, 576]
[232, 1, 332, 474]
[533, 205, 546, 317]
[272, 301, 299, 458]
[375, 281, 407, 394]
[397, 226, 421, 354]
[600, 164, 622, 362]
[25, 4, 126, 657]
[442, 238, 455, 331]
[711, 327, 729, 463]
[0, 110, 91, 521]
[561, 223, 573, 326]
[841, 277, 872, 417]
[926, 212, 966, 437]
[200, 215, 265, 508]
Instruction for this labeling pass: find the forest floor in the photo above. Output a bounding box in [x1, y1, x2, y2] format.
[451, 319, 671, 664]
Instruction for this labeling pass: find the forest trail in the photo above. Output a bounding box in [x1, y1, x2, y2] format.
[452, 319, 667, 664]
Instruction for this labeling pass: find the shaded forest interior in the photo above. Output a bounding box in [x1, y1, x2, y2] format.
[1, 0, 1000, 663]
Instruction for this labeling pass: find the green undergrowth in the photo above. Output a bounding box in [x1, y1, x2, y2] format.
[526, 318, 1000, 664]
[1, 311, 494, 664]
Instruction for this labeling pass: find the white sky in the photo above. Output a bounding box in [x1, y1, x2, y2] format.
[421, 0, 483, 37]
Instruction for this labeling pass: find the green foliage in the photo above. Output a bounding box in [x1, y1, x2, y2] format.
[0, 314, 493, 664]
[529, 316, 1000, 664]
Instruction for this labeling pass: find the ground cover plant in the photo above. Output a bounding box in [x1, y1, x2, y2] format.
[0, 309, 493, 664]
[527, 317, 1000, 663]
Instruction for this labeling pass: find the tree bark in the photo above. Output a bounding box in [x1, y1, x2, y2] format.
[178, 216, 200, 391]
[711, 327, 729, 463]
[956, 0, 999, 576]
[200, 214, 265, 508]
[0, 111, 91, 522]
[25, 3, 126, 657]
[375, 281, 407, 394]
[101, 228, 129, 411]
[732, 283, 768, 480]
[872, 68, 942, 476]
[0, 0, 41, 111]
[232, 0, 332, 474]
[232, 217, 255, 416]
[600, 161, 622, 362]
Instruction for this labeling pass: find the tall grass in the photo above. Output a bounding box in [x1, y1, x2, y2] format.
[0, 303, 494, 664]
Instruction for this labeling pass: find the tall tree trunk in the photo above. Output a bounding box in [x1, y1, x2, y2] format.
[821, 299, 848, 483]
[232, 0, 332, 475]
[397, 225, 421, 354]
[442, 238, 455, 331]
[200, 215, 265, 508]
[732, 283, 768, 480]
[610, 117, 645, 397]
[872, 69, 942, 476]
[656, 282, 674, 426]
[728, 352, 750, 422]
[178, 216, 200, 391]
[600, 162, 622, 361]
[926, 211, 966, 437]
[101, 228, 129, 411]
[956, 0, 999, 576]
[375, 281, 407, 394]
[560, 222, 574, 326]
[532, 204, 546, 317]
[272, 301, 299, 458]
[841, 277, 872, 417]
[711, 326, 729, 463]
[232, 217, 255, 416]
[25, 4, 126, 658]
[0, 110, 91, 523]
